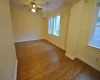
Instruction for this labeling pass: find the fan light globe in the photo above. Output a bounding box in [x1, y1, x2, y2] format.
[31, 9, 36, 12]
[33, 4, 36, 8]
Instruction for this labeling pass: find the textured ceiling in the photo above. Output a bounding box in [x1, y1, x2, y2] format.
[10, 0, 72, 12]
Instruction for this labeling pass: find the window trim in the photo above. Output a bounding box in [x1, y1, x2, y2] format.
[53, 14, 61, 36]
[88, 1, 100, 49]
[48, 16, 53, 34]
[48, 14, 61, 36]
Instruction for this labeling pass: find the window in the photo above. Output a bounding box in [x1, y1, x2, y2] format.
[48, 14, 61, 36]
[89, 2, 100, 49]
[53, 14, 61, 36]
[48, 17, 53, 34]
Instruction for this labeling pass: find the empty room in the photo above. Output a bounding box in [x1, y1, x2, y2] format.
[0, 0, 100, 80]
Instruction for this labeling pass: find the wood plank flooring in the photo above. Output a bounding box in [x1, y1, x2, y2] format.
[15, 40, 100, 80]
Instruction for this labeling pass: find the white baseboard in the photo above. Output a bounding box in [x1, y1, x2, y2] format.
[14, 39, 40, 43]
[77, 56, 100, 72]
[65, 53, 76, 60]
[14, 60, 18, 80]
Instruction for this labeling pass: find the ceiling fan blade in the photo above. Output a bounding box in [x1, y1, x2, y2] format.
[36, 8, 42, 10]
[36, 10, 42, 12]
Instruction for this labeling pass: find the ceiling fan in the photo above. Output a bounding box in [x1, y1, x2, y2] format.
[24, 1, 43, 13]
[30, 2, 42, 12]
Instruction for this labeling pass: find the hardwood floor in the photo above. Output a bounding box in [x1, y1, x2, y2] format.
[15, 40, 100, 80]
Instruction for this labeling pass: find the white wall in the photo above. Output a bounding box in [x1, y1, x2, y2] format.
[66, 0, 84, 59]
[11, 6, 45, 42]
[66, 0, 100, 71]
[76, 0, 100, 71]
[0, 0, 17, 80]
[44, 4, 70, 50]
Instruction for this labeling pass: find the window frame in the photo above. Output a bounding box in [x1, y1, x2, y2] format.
[53, 14, 61, 36]
[48, 16, 53, 34]
[48, 14, 61, 36]
[88, 1, 100, 49]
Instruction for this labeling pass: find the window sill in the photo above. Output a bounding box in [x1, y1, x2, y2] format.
[48, 33, 60, 37]
[87, 44, 100, 51]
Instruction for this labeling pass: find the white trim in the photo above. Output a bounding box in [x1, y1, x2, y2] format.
[87, 44, 100, 50]
[77, 56, 100, 72]
[88, 1, 99, 45]
[85, 44, 100, 52]
[65, 53, 76, 60]
[14, 39, 40, 43]
[14, 60, 18, 80]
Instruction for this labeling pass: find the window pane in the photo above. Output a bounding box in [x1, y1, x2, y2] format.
[56, 15, 60, 25]
[53, 14, 61, 36]
[53, 16, 56, 35]
[97, 10, 100, 25]
[90, 8, 100, 48]
[48, 17, 53, 34]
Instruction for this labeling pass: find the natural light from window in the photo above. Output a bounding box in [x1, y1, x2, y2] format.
[48, 14, 61, 36]
[89, 3, 100, 49]
[48, 17, 53, 34]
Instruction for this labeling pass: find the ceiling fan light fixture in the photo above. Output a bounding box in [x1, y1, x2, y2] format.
[33, 4, 36, 8]
[31, 8, 36, 12]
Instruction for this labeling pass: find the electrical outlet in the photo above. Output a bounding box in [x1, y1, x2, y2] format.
[96, 58, 99, 62]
